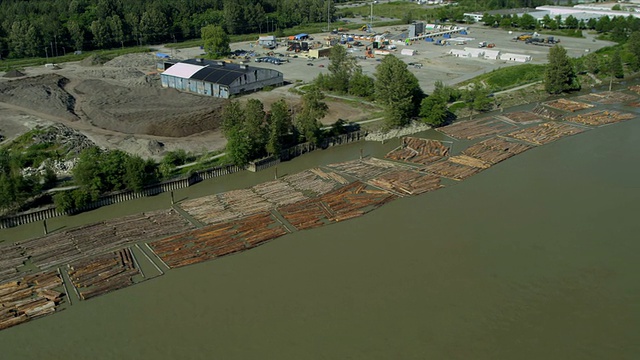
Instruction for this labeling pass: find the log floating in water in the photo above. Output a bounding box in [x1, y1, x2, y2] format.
[438, 118, 517, 140]
[506, 122, 586, 145]
[385, 137, 450, 165]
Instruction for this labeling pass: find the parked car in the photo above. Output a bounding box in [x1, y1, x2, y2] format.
[318, 64, 325, 67]
[307, 63, 314, 66]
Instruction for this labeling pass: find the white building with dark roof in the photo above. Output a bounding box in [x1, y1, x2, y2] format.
[160, 59, 283, 98]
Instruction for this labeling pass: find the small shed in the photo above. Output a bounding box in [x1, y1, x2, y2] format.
[483, 49, 500, 60]
[401, 48, 416, 56]
[258, 35, 277, 48]
[501, 53, 531, 62]
[463, 47, 485, 58]
[308, 47, 332, 59]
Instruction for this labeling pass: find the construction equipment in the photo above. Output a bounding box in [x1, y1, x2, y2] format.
[365, 46, 374, 58]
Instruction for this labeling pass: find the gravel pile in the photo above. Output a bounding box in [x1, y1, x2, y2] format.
[76, 68, 146, 81]
[104, 53, 156, 69]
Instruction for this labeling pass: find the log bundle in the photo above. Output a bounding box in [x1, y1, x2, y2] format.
[500, 112, 544, 124]
[421, 156, 488, 181]
[149, 213, 287, 268]
[68, 248, 140, 300]
[544, 98, 594, 112]
[531, 104, 563, 121]
[0, 245, 28, 283]
[19, 209, 193, 270]
[576, 91, 637, 105]
[565, 110, 635, 126]
[385, 137, 450, 165]
[0, 270, 64, 331]
[629, 85, 640, 95]
[506, 122, 586, 145]
[438, 118, 517, 140]
[368, 170, 442, 196]
[282, 168, 346, 196]
[326, 158, 407, 180]
[462, 137, 533, 165]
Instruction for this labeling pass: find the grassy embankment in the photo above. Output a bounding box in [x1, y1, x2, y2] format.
[0, 47, 151, 71]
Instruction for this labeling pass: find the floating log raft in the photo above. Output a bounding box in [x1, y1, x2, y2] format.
[500, 111, 544, 124]
[68, 248, 140, 300]
[20, 209, 193, 270]
[149, 213, 287, 268]
[368, 170, 442, 196]
[279, 181, 397, 230]
[531, 104, 563, 120]
[253, 180, 307, 206]
[179, 194, 241, 225]
[576, 91, 637, 104]
[282, 169, 346, 196]
[438, 118, 517, 140]
[0, 245, 27, 283]
[506, 122, 586, 145]
[565, 110, 635, 126]
[462, 137, 533, 165]
[385, 137, 450, 165]
[326, 158, 407, 181]
[543, 98, 593, 112]
[421, 156, 488, 181]
[0, 270, 64, 331]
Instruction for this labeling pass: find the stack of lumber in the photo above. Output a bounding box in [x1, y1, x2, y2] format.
[506, 122, 586, 145]
[253, 180, 307, 206]
[369, 170, 442, 196]
[463, 137, 533, 165]
[565, 110, 635, 126]
[326, 158, 403, 180]
[21, 209, 194, 270]
[576, 91, 637, 104]
[150, 213, 287, 268]
[0, 270, 64, 331]
[544, 98, 593, 112]
[385, 137, 450, 165]
[68, 249, 139, 300]
[500, 111, 543, 124]
[438, 118, 517, 140]
[282, 169, 344, 196]
[0, 245, 28, 283]
[531, 105, 563, 120]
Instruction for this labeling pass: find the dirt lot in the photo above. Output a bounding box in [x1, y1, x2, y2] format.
[0, 24, 614, 159]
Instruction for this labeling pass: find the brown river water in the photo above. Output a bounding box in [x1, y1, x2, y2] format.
[0, 97, 639, 359]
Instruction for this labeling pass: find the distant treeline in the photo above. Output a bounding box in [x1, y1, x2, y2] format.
[0, 0, 345, 59]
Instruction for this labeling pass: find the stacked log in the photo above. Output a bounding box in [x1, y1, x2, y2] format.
[422, 157, 486, 181]
[0, 245, 28, 283]
[565, 110, 635, 126]
[68, 248, 140, 300]
[543, 98, 593, 112]
[438, 118, 517, 140]
[321, 182, 397, 222]
[252, 180, 307, 206]
[221, 189, 273, 216]
[500, 112, 543, 124]
[282, 169, 344, 196]
[149, 213, 287, 268]
[506, 122, 586, 145]
[385, 137, 450, 165]
[368, 170, 442, 196]
[179, 194, 241, 225]
[463, 137, 533, 165]
[531, 105, 563, 121]
[0, 270, 64, 331]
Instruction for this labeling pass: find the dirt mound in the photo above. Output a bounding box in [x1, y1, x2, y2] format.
[104, 53, 155, 69]
[80, 54, 108, 66]
[72, 79, 225, 137]
[75, 68, 146, 81]
[3, 69, 25, 78]
[0, 74, 77, 121]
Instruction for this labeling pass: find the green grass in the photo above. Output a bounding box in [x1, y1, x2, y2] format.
[0, 47, 151, 71]
[461, 64, 546, 92]
[344, 2, 431, 21]
[539, 29, 584, 38]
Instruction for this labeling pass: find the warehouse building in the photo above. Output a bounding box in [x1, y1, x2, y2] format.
[160, 59, 283, 98]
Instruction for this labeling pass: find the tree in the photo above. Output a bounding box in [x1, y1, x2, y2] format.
[90, 19, 109, 48]
[243, 99, 268, 157]
[627, 31, 640, 70]
[420, 96, 450, 127]
[327, 45, 357, 93]
[124, 155, 148, 192]
[348, 68, 375, 99]
[295, 88, 327, 144]
[374, 55, 424, 128]
[266, 100, 292, 156]
[545, 45, 580, 94]
[609, 50, 624, 79]
[201, 25, 230, 59]
[519, 14, 537, 30]
[67, 20, 84, 51]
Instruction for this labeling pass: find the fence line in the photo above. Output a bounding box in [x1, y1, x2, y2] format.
[0, 130, 366, 229]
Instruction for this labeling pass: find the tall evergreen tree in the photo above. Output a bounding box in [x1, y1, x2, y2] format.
[544, 45, 579, 94]
[374, 55, 424, 128]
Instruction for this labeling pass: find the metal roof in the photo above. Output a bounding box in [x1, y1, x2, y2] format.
[162, 62, 205, 78]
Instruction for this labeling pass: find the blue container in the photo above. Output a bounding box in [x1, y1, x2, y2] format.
[425, 38, 434, 42]
[460, 30, 467, 35]
[443, 33, 451, 39]
[347, 37, 354, 42]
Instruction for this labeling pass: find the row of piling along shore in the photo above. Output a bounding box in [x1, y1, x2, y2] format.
[0, 87, 638, 332]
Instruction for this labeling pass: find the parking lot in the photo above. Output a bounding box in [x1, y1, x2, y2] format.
[171, 23, 615, 93]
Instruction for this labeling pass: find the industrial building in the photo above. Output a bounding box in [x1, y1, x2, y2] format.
[160, 59, 283, 98]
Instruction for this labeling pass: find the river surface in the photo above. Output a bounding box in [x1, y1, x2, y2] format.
[1, 104, 640, 359]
